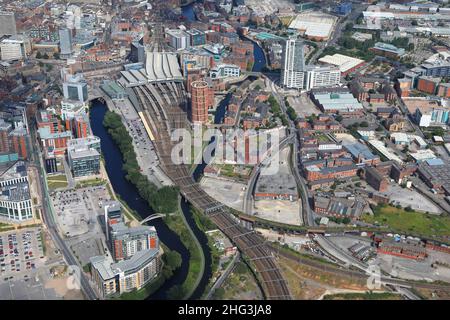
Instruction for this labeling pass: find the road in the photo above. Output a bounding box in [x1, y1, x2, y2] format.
[29, 126, 98, 300]
[264, 75, 315, 226]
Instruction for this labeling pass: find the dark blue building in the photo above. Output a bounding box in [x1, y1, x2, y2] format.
[337, 2, 352, 15]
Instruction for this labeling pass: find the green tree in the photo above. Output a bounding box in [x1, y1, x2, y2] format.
[167, 285, 187, 300]
[103, 111, 179, 213]
[163, 250, 182, 271]
[360, 121, 369, 127]
[286, 106, 298, 121]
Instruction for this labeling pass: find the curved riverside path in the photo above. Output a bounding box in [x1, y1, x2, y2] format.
[178, 198, 207, 299]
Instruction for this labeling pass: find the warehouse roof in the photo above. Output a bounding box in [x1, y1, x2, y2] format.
[318, 54, 365, 73]
[313, 92, 363, 111]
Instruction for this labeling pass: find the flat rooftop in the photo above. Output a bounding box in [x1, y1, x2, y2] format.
[255, 173, 297, 196]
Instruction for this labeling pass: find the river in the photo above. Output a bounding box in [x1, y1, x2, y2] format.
[181, 1, 197, 22]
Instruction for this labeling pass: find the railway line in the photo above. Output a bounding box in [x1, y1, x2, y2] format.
[129, 81, 292, 300]
[268, 243, 450, 293]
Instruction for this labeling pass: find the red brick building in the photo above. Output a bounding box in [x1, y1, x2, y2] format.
[190, 81, 214, 123]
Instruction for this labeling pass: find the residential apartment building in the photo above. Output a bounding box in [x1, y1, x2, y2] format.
[0, 161, 33, 222]
[90, 203, 161, 298]
[281, 38, 340, 90]
[166, 29, 191, 50]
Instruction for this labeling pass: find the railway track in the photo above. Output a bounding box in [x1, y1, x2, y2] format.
[130, 82, 292, 300]
[269, 243, 450, 292]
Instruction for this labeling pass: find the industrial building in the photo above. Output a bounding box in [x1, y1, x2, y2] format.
[343, 142, 380, 165]
[418, 158, 450, 195]
[288, 13, 336, 41]
[313, 196, 364, 219]
[318, 54, 365, 75]
[365, 166, 388, 192]
[310, 90, 363, 115]
[304, 164, 358, 182]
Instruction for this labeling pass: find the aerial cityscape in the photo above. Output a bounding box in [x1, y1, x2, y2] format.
[1, 0, 450, 304]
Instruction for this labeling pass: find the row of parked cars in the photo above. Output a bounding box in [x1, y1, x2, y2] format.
[0, 231, 42, 280]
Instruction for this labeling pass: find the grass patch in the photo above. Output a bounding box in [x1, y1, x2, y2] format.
[213, 261, 261, 300]
[191, 207, 222, 298]
[0, 222, 14, 232]
[271, 242, 338, 267]
[47, 174, 68, 189]
[47, 181, 69, 189]
[279, 16, 294, 26]
[76, 178, 106, 189]
[362, 204, 450, 237]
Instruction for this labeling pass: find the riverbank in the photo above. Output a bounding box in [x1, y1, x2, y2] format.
[102, 111, 179, 214]
[189, 207, 224, 299]
[163, 200, 205, 299]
